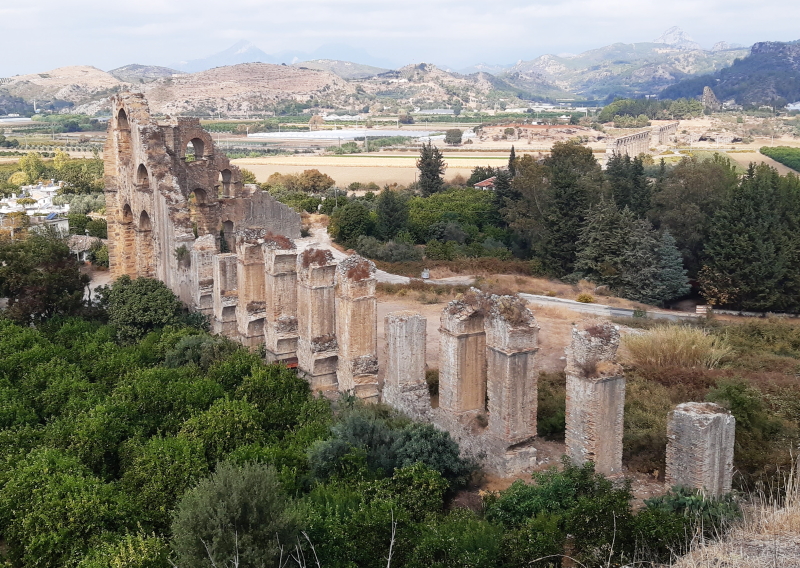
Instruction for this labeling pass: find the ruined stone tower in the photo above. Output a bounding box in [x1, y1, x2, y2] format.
[104, 92, 300, 311]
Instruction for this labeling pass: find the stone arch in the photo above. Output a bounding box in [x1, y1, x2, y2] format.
[136, 210, 155, 277]
[136, 164, 149, 188]
[189, 188, 213, 237]
[186, 138, 205, 161]
[117, 108, 129, 129]
[219, 169, 232, 198]
[220, 219, 234, 253]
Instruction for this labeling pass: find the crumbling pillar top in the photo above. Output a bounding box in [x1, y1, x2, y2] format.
[485, 295, 539, 352]
[565, 321, 622, 379]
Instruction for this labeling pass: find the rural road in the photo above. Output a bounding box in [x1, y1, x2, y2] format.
[298, 227, 697, 320]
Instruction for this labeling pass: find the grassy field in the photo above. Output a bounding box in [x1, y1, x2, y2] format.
[232, 153, 517, 186]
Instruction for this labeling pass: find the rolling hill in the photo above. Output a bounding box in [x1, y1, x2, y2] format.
[661, 40, 800, 106]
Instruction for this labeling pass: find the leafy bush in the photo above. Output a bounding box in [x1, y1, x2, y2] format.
[355, 235, 422, 262]
[171, 461, 297, 568]
[575, 293, 595, 303]
[622, 325, 732, 369]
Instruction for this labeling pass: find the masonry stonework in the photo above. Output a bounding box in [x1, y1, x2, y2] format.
[565, 322, 625, 475]
[383, 311, 430, 418]
[335, 255, 379, 401]
[296, 248, 339, 392]
[666, 402, 735, 497]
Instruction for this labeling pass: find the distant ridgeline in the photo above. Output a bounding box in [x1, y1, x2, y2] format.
[661, 40, 800, 107]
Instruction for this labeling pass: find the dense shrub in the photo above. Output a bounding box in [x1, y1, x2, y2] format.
[355, 235, 422, 262]
[622, 325, 732, 369]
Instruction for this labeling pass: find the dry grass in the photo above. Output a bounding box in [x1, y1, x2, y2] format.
[674, 465, 800, 567]
[622, 325, 733, 370]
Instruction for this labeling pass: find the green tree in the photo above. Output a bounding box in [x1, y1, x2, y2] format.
[508, 145, 516, 177]
[0, 230, 89, 324]
[18, 152, 46, 184]
[375, 188, 409, 240]
[700, 164, 790, 311]
[328, 200, 375, 246]
[120, 436, 209, 532]
[417, 141, 446, 197]
[100, 276, 189, 341]
[77, 533, 170, 568]
[178, 398, 267, 463]
[654, 230, 690, 304]
[239, 168, 257, 184]
[444, 129, 463, 145]
[0, 448, 134, 568]
[505, 142, 604, 274]
[649, 155, 738, 277]
[605, 153, 651, 217]
[171, 461, 296, 568]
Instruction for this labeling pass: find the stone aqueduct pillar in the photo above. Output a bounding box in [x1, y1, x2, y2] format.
[263, 239, 299, 363]
[564, 322, 626, 475]
[666, 402, 735, 497]
[383, 311, 429, 417]
[296, 248, 339, 393]
[235, 232, 268, 347]
[335, 255, 379, 401]
[212, 253, 238, 337]
[485, 296, 540, 445]
[438, 290, 487, 414]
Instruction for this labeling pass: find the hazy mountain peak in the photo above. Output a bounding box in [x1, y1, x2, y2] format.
[654, 26, 702, 50]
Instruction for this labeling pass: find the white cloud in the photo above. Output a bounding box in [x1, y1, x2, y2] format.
[0, 0, 799, 75]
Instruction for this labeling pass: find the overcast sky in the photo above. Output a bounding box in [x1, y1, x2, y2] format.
[2, 0, 799, 76]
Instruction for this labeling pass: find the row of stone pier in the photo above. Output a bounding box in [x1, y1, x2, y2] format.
[191, 234, 735, 494]
[384, 299, 735, 495]
[191, 231, 381, 401]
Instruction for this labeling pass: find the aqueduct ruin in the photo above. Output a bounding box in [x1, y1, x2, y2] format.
[105, 93, 734, 484]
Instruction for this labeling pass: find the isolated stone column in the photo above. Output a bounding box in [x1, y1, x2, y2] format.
[485, 295, 540, 445]
[439, 289, 487, 414]
[212, 253, 238, 337]
[190, 234, 217, 317]
[565, 322, 625, 475]
[263, 237, 298, 363]
[336, 254, 379, 401]
[383, 311, 429, 415]
[235, 231, 267, 347]
[296, 248, 338, 393]
[666, 402, 735, 497]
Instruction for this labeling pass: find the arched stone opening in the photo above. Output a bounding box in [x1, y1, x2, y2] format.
[189, 188, 211, 237]
[117, 108, 129, 129]
[136, 210, 155, 277]
[118, 203, 136, 276]
[136, 164, 149, 189]
[186, 138, 205, 162]
[219, 169, 232, 198]
[220, 219, 234, 253]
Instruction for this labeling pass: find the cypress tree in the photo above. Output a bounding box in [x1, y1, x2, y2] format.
[542, 141, 605, 275]
[416, 141, 446, 197]
[654, 230, 689, 305]
[700, 164, 789, 311]
[375, 189, 409, 241]
[508, 145, 517, 177]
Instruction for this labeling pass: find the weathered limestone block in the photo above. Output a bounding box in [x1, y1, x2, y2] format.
[439, 289, 487, 414]
[383, 311, 429, 416]
[296, 249, 338, 392]
[485, 295, 539, 445]
[212, 253, 238, 336]
[336, 254, 379, 401]
[235, 230, 267, 347]
[565, 322, 625, 475]
[190, 234, 217, 316]
[263, 236, 298, 362]
[666, 402, 735, 497]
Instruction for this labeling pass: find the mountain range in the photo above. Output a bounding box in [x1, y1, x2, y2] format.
[1, 28, 798, 116]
